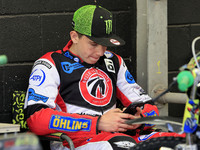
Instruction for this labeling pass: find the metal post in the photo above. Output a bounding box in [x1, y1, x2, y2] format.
[137, 0, 168, 116]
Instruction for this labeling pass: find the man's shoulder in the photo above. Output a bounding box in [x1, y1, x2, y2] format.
[41, 50, 62, 59]
[35, 50, 62, 66]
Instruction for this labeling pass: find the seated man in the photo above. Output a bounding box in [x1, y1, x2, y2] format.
[24, 4, 184, 150]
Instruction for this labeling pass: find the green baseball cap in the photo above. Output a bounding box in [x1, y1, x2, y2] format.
[72, 5, 125, 47]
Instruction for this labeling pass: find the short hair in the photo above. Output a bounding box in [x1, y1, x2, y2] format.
[76, 31, 83, 38]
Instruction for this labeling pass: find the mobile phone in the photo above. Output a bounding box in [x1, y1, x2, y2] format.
[123, 101, 144, 115]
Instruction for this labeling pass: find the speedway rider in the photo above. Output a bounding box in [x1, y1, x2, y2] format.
[24, 4, 184, 150]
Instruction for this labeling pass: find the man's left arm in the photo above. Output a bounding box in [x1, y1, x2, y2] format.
[115, 55, 159, 118]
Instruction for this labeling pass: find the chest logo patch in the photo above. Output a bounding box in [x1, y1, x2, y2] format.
[79, 68, 113, 106]
[61, 62, 83, 74]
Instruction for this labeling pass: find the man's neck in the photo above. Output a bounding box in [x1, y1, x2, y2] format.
[69, 43, 78, 55]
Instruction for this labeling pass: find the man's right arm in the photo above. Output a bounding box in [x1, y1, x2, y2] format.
[24, 57, 99, 138]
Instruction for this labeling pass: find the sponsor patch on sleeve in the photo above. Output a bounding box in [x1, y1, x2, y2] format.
[49, 115, 91, 132]
[33, 60, 52, 69]
[28, 88, 49, 103]
[125, 70, 135, 84]
[29, 69, 46, 86]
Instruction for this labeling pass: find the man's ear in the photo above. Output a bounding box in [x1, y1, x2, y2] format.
[70, 31, 79, 44]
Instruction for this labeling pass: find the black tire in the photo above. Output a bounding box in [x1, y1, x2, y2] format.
[132, 136, 200, 150]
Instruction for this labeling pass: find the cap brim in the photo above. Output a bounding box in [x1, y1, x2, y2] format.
[87, 34, 125, 47]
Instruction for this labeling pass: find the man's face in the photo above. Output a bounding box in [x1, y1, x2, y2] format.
[71, 34, 107, 64]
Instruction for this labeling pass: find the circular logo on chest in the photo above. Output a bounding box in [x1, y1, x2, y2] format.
[79, 68, 113, 106]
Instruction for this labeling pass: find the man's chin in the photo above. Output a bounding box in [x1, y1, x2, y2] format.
[87, 58, 99, 64]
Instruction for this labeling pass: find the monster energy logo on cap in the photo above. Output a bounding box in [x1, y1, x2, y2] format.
[105, 20, 112, 34]
[72, 5, 125, 47]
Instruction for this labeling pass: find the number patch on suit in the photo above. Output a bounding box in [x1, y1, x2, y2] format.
[104, 59, 115, 73]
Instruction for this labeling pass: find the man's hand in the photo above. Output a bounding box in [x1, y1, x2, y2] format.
[98, 107, 142, 133]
